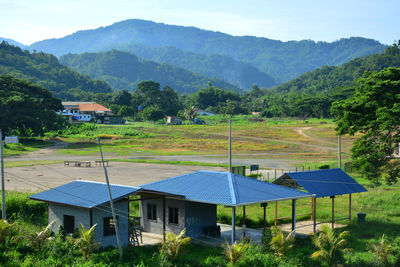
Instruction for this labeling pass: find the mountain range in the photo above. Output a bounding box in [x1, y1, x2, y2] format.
[60, 50, 239, 93]
[27, 19, 386, 89]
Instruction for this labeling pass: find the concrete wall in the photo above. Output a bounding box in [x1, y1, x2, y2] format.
[140, 194, 185, 235]
[48, 198, 129, 247]
[185, 201, 217, 238]
[48, 203, 90, 234]
[140, 193, 217, 238]
[93, 199, 129, 247]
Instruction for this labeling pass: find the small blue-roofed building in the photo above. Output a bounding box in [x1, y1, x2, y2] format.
[30, 180, 139, 247]
[273, 168, 367, 231]
[138, 170, 312, 242]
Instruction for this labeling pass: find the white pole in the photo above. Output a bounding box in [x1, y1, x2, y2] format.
[229, 120, 232, 173]
[98, 137, 123, 258]
[1, 130, 5, 220]
[338, 135, 342, 169]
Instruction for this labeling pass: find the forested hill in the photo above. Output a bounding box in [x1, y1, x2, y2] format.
[29, 19, 386, 84]
[0, 42, 112, 100]
[274, 41, 400, 96]
[60, 50, 240, 94]
[0, 37, 26, 49]
[110, 44, 276, 89]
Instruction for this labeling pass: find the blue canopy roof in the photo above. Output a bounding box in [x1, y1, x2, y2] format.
[139, 171, 312, 206]
[274, 169, 367, 198]
[30, 180, 139, 208]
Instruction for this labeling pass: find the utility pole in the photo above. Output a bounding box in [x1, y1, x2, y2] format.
[1, 130, 5, 220]
[98, 137, 122, 258]
[338, 135, 342, 169]
[229, 119, 232, 173]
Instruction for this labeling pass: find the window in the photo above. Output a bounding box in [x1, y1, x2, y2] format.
[147, 203, 157, 221]
[63, 215, 75, 234]
[168, 207, 179, 225]
[103, 216, 118, 236]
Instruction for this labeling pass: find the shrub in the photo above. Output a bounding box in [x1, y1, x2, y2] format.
[223, 241, 250, 266]
[160, 228, 191, 262]
[269, 227, 295, 257]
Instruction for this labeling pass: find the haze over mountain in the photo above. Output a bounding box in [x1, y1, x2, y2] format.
[60, 50, 240, 94]
[0, 37, 26, 49]
[29, 19, 386, 86]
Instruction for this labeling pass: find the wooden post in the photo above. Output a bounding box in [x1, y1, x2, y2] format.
[231, 207, 236, 243]
[311, 197, 314, 220]
[349, 194, 352, 224]
[331, 196, 335, 229]
[263, 205, 266, 231]
[313, 197, 317, 233]
[291, 199, 296, 232]
[242, 206, 246, 239]
[274, 201, 278, 226]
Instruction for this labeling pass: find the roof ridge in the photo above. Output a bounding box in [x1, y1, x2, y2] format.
[76, 180, 138, 189]
[227, 173, 238, 205]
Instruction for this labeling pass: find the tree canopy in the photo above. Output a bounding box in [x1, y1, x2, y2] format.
[331, 67, 400, 184]
[0, 75, 64, 135]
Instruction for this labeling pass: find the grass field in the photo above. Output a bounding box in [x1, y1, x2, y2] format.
[51, 117, 356, 167]
[3, 139, 53, 157]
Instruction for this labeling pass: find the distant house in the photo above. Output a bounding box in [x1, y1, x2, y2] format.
[196, 110, 216, 116]
[60, 102, 124, 124]
[166, 116, 182, 125]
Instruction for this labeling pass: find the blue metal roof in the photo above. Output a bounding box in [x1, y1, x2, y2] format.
[274, 169, 367, 198]
[139, 171, 312, 206]
[30, 180, 139, 208]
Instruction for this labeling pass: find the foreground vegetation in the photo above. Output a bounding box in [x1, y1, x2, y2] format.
[1, 180, 399, 266]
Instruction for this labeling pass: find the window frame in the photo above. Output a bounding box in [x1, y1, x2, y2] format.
[103, 216, 118, 236]
[168, 207, 179, 225]
[147, 203, 157, 221]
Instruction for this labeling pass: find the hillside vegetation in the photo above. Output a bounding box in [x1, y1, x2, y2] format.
[60, 50, 240, 93]
[275, 41, 400, 95]
[0, 42, 112, 100]
[29, 19, 386, 85]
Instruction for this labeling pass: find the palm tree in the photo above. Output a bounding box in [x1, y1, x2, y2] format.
[160, 228, 191, 261]
[269, 226, 295, 257]
[311, 225, 351, 267]
[369, 234, 393, 266]
[223, 241, 250, 266]
[75, 224, 99, 261]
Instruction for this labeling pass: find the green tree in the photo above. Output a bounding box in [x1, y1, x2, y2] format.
[331, 67, 400, 184]
[0, 75, 64, 135]
[142, 106, 165, 121]
[311, 225, 350, 267]
[111, 90, 132, 106]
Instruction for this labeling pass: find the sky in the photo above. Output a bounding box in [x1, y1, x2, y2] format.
[0, 0, 398, 45]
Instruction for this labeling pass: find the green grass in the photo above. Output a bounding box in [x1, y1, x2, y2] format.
[52, 119, 354, 166]
[110, 158, 228, 168]
[3, 139, 53, 157]
[4, 160, 64, 168]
